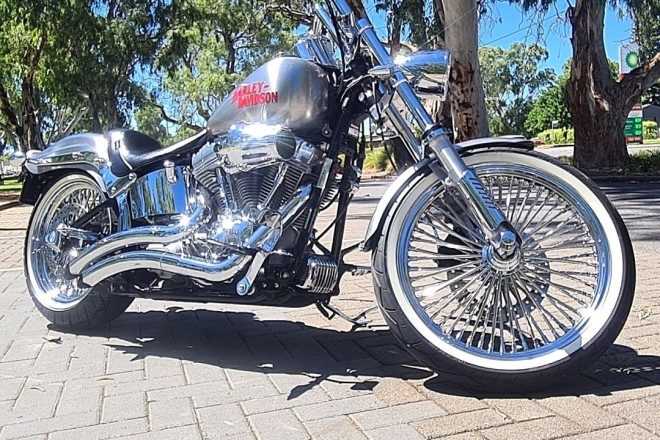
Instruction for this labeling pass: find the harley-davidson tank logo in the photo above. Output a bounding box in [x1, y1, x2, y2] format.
[231, 82, 279, 109]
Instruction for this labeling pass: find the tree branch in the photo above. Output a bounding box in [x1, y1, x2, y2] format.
[0, 83, 20, 133]
[148, 101, 204, 131]
[620, 51, 660, 104]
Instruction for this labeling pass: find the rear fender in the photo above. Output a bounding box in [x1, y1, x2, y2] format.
[20, 133, 129, 205]
[361, 137, 534, 252]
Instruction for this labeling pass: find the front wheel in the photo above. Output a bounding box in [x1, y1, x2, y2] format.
[373, 151, 635, 390]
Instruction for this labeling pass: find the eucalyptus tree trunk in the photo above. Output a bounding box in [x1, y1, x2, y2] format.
[567, 0, 660, 170]
[440, 0, 489, 141]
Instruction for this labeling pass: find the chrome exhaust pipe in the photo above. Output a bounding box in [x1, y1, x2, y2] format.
[80, 251, 251, 287]
[69, 195, 210, 276]
[79, 184, 312, 288]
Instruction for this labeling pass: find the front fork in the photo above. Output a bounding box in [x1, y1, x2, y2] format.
[354, 17, 520, 258]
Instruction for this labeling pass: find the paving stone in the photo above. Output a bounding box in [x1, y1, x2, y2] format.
[2, 339, 41, 362]
[105, 374, 187, 397]
[410, 408, 511, 438]
[536, 396, 626, 430]
[241, 388, 328, 416]
[304, 415, 367, 440]
[483, 397, 554, 422]
[248, 409, 308, 440]
[561, 424, 656, 440]
[0, 377, 24, 402]
[118, 425, 203, 439]
[12, 381, 61, 420]
[0, 411, 98, 439]
[351, 401, 445, 430]
[479, 416, 583, 440]
[183, 362, 229, 385]
[605, 398, 660, 434]
[148, 396, 196, 431]
[56, 385, 101, 416]
[295, 395, 384, 422]
[197, 403, 252, 439]
[365, 424, 426, 440]
[48, 417, 148, 440]
[102, 392, 146, 423]
[371, 378, 425, 406]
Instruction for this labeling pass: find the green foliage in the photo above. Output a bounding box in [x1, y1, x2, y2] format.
[537, 128, 575, 145]
[152, 0, 298, 128]
[644, 120, 659, 139]
[363, 148, 392, 171]
[479, 43, 555, 137]
[134, 106, 169, 144]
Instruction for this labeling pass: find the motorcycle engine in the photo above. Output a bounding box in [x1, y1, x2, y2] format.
[191, 122, 326, 254]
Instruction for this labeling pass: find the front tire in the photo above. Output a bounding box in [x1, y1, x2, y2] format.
[373, 151, 635, 390]
[25, 174, 133, 330]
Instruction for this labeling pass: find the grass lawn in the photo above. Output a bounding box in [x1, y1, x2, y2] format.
[643, 138, 660, 145]
[0, 177, 22, 192]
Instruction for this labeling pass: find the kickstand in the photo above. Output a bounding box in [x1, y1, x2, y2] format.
[316, 301, 379, 331]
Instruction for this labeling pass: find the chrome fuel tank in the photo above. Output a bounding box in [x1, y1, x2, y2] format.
[207, 58, 333, 136]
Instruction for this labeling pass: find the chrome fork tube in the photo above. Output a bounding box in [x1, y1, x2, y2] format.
[356, 18, 518, 253]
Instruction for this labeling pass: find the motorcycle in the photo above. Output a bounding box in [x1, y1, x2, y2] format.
[19, 0, 635, 390]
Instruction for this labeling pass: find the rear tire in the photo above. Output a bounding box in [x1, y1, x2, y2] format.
[24, 174, 133, 330]
[372, 151, 635, 390]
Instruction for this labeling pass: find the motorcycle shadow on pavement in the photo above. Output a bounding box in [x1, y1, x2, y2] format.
[69, 307, 660, 400]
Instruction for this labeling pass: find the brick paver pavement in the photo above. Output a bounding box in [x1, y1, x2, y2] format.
[1, 180, 660, 439]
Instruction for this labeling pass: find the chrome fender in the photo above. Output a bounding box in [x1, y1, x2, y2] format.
[361, 137, 534, 252]
[20, 133, 130, 205]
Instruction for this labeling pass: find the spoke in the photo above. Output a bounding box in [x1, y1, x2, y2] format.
[523, 202, 573, 239]
[488, 276, 502, 353]
[417, 264, 487, 298]
[441, 271, 494, 335]
[503, 276, 527, 352]
[518, 186, 551, 232]
[529, 232, 593, 253]
[408, 250, 480, 261]
[409, 260, 482, 283]
[428, 268, 492, 320]
[507, 276, 549, 346]
[413, 228, 479, 252]
[511, 275, 566, 337]
[429, 203, 485, 244]
[523, 261, 597, 289]
[520, 271, 593, 304]
[526, 255, 598, 267]
[424, 212, 483, 247]
[465, 276, 497, 347]
[516, 272, 581, 322]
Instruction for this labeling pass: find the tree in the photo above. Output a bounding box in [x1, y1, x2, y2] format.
[479, 43, 555, 136]
[151, 0, 297, 130]
[440, 0, 490, 141]
[509, 0, 660, 170]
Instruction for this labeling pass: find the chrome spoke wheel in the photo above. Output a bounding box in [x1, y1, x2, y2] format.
[377, 151, 632, 378]
[26, 175, 111, 311]
[406, 171, 600, 357]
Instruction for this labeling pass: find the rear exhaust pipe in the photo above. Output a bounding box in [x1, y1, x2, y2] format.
[69, 195, 209, 276]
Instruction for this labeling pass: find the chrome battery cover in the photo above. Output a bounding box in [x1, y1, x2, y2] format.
[207, 57, 333, 136]
[129, 165, 190, 220]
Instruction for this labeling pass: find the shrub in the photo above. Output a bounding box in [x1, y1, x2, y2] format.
[363, 147, 392, 171]
[537, 128, 574, 145]
[644, 121, 658, 140]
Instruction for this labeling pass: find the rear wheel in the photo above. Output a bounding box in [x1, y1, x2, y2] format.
[25, 174, 133, 330]
[373, 151, 635, 390]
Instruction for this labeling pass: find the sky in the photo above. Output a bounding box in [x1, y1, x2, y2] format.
[362, 1, 636, 75]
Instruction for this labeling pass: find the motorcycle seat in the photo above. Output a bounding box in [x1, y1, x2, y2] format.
[106, 129, 208, 176]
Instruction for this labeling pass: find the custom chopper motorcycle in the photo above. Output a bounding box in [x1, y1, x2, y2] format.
[20, 0, 635, 389]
